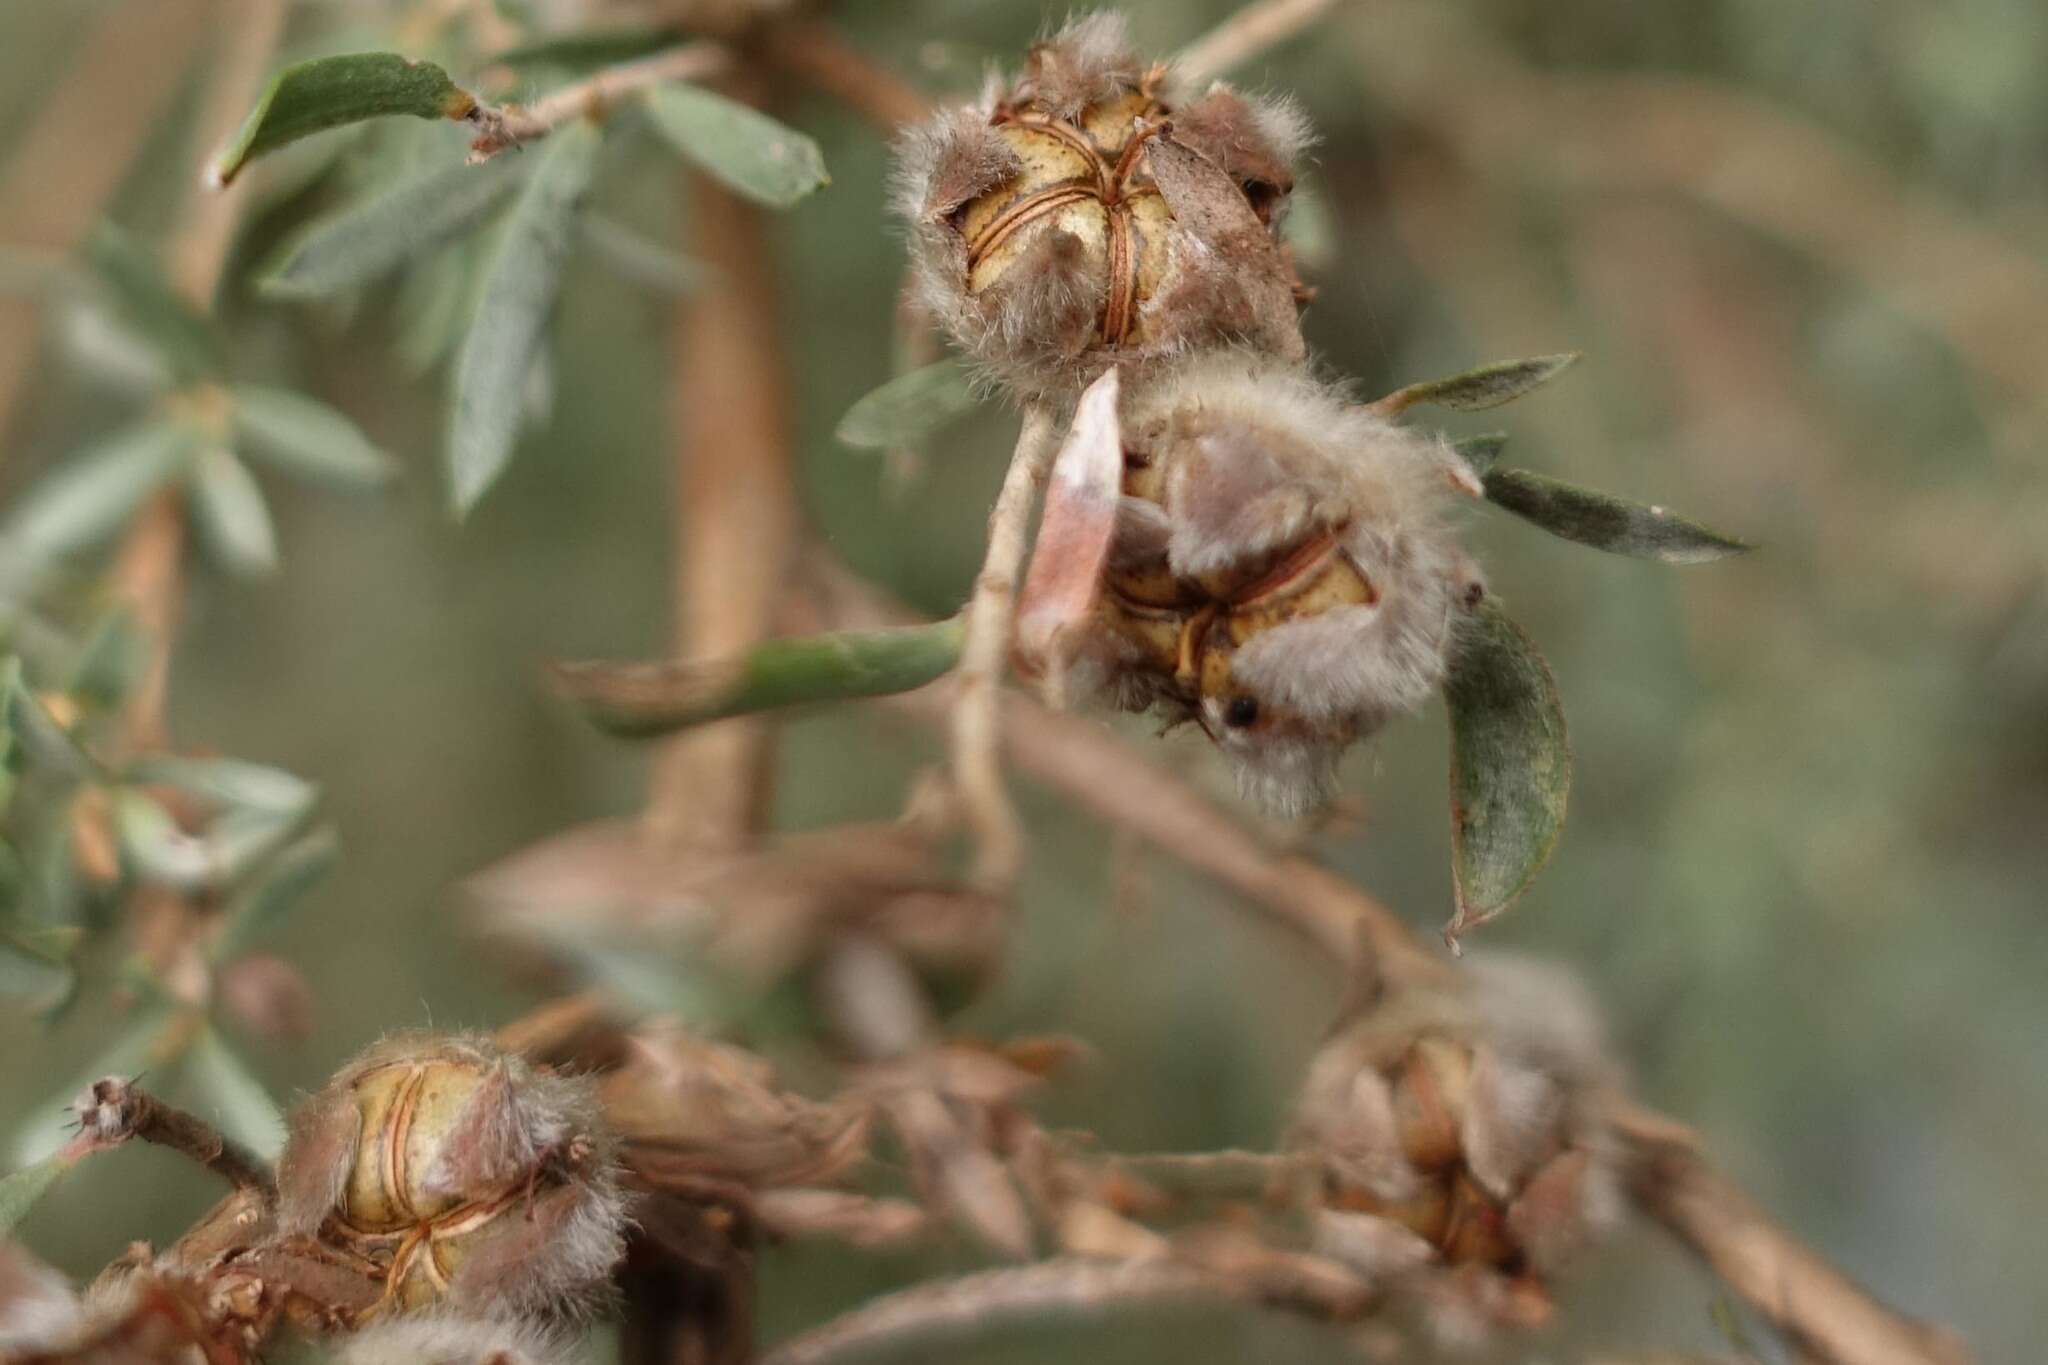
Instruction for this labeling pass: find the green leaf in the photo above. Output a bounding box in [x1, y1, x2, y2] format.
[1481, 468, 1752, 564]
[836, 360, 979, 451]
[1452, 432, 1508, 477]
[0, 932, 74, 1015]
[229, 385, 396, 491]
[489, 26, 682, 76]
[214, 53, 477, 187]
[1442, 600, 1570, 946]
[66, 609, 145, 711]
[176, 1028, 285, 1161]
[555, 618, 966, 737]
[644, 82, 827, 209]
[188, 449, 279, 577]
[259, 154, 527, 299]
[2, 664, 97, 782]
[114, 789, 211, 891]
[125, 756, 316, 816]
[83, 227, 223, 379]
[2, 421, 196, 567]
[447, 118, 603, 517]
[580, 215, 708, 296]
[1380, 353, 1579, 415]
[211, 827, 338, 962]
[10, 1006, 180, 1166]
[0, 1149, 76, 1234]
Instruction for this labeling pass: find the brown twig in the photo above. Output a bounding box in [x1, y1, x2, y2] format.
[643, 168, 799, 854]
[68, 1076, 275, 1197]
[763, 20, 932, 132]
[467, 43, 730, 161]
[1175, 0, 1347, 85]
[952, 407, 1060, 892]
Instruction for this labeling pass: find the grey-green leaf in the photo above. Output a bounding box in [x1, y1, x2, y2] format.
[1482, 468, 1752, 564]
[447, 118, 603, 517]
[176, 1028, 285, 1161]
[188, 449, 279, 577]
[0, 933, 74, 1015]
[836, 360, 979, 451]
[1442, 600, 1570, 945]
[645, 82, 827, 208]
[125, 755, 316, 816]
[83, 227, 223, 379]
[3, 421, 196, 567]
[214, 53, 477, 187]
[580, 215, 708, 296]
[554, 618, 966, 738]
[1382, 353, 1579, 415]
[229, 385, 396, 490]
[0, 1149, 74, 1234]
[211, 827, 338, 963]
[114, 789, 212, 891]
[2, 663, 98, 782]
[259, 154, 526, 299]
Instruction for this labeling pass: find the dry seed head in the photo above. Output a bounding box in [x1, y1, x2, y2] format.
[895, 13, 1310, 401]
[276, 1032, 627, 1321]
[1074, 352, 1485, 814]
[1289, 957, 1624, 1338]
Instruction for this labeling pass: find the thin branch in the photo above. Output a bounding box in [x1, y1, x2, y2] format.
[952, 407, 1060, 892]
[644, 168, 799, 854]
[762, 20, 933, 132]
[1175, 0, 1346, 85]
[759, 1258, 1226, 1365]
[468, 43, 730, 161]
[68, 1075, 276, 1196]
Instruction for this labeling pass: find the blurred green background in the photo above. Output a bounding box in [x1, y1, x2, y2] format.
[2, 0, 2044, 1360]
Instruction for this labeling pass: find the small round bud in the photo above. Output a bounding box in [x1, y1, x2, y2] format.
[896, 15, 1312, 400]
[1075, 353, 1484, 814]
[276, 1033, 627, 1322]
[1289, 959, 1623, 1340]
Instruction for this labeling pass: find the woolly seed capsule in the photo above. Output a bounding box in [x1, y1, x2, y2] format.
[1073, 353, 1486, 814]
[276, 1033, 627, 1322]
[896, 13, 1312, 400]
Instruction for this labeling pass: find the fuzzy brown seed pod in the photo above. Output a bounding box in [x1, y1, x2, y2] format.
[1287, 957, 1624, 1344]
[1071, 352, 1486, 814]
[895, 13, 1312, 401]
[275, 1033, 627, 1323]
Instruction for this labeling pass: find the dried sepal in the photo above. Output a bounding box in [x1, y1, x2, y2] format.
[1071, 353, 1484, 815]
[0, 1242, 84, 1351]
[894, 15, 1310, 401]
[1289, 957, 1623, 1342]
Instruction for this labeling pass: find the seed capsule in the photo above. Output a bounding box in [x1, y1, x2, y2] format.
[896, 14, 1312, 400]
[1073, 353, 1486, 814]
[276, 1033, 626, 1322]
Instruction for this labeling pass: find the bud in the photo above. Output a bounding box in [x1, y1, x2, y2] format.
[1288, 958, 1622, 1341]
[895, 14, 1311, 401]
[1075, 353, 1486, 814]
[275, 1033, 627, 1321]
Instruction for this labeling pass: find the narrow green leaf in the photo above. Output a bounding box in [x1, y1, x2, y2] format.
[1442, 600, 1570, 946]
[1452, 432, 1508, 477]
[836, 360, 978, 451]
[114, 789, 211, 891]
[1482, 468, 1752, 564]
[229, 385, 396, 491]
[259, 154, 527, 299]
[448, 118, 603, 517]
[554, 618, 966, 738]
[490, 26, 681, 76]
[10, 1006, 180, 1166]
[0, 933, 74, 1015]
[214, 53, 477, 187]
[1380, 353, 1579, 415]
[211, 827, 338, 963]
[581, 215, 708, 296]
[645, 82, 827, 208]
[0, 1149, 76, 1233]
[125, 756, 316, 816]
[188, 449, 279, 577]
[66, 609, 145, 711]
[176, 1028, 285, 1161]
[83, 227, 223, 379]
[2, 665, 97, 782]
[2, 422, 196, 567]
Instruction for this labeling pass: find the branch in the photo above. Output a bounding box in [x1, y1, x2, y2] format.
[467, 43, 729, 161]
[763, 20, 932, 132]
[1175, 0, 1346, 86]
[952, 408, 1060, 892]
[68, 1075, 275, 1196]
